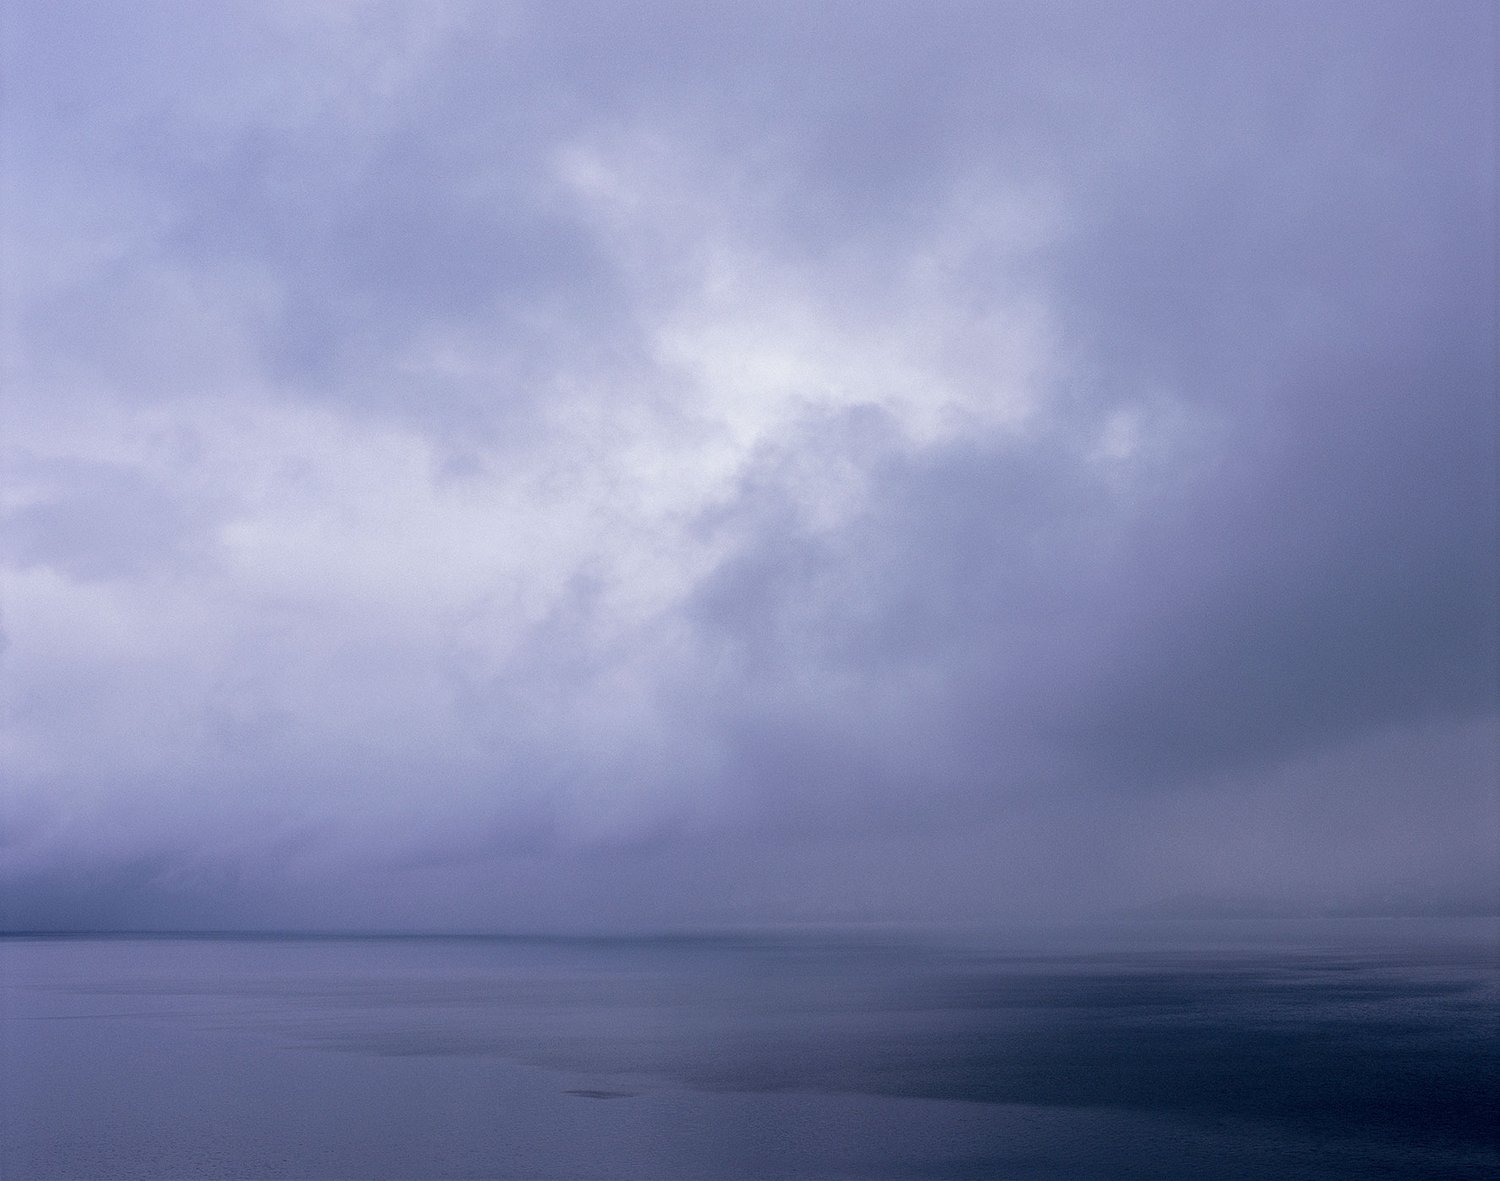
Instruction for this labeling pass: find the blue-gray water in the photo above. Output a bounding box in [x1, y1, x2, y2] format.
[2, 920, 1495, 1179]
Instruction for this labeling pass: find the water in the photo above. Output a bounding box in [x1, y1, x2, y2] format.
[2, 920, 1495, 1179]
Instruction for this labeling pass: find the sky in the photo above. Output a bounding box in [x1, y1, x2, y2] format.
[1, 0, 1496, 932]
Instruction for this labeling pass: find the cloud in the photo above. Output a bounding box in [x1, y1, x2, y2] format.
[1, 0, 1495, 929]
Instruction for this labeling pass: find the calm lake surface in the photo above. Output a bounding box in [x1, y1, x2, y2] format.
[2, 920, 1495, 1179]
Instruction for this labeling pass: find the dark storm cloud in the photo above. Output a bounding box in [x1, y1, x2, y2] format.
[0, 850, 255, 932]
[1, 0, 1495, 929]
[689, 328, 1496, 805]
[678, 0, 1498, 796]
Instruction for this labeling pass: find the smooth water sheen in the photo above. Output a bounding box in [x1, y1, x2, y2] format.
[2, 920, 1495, 1179]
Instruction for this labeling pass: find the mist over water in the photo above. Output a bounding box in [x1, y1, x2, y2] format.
[4, 920, 1495, 1179]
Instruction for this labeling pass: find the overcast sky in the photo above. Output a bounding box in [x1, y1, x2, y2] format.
[2, 0, 1495, 931]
